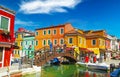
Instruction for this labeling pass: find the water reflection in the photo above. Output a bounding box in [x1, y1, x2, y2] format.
[41, 64, 110, 77]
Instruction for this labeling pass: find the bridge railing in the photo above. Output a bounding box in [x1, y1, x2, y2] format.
[34, 46, 75, 66]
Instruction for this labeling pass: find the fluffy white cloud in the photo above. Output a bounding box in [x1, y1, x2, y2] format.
[19, 0, 82, 14]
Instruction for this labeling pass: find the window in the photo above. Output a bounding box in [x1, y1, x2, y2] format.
[53, 30, 56, 35]
[36, 31, 38, 36]
[60, 28, 64, 34]
[48, 39, 51, 45]
[21, 34, 23, 38]
[102, 40, 105, 46]
[32, 41, 34, 45]
[92, 40, 96, 45]
[0, 16, 9, 31]
[15, 34, 18, 38]
[43, 40, 46, 46]
[60, 39, 64, 45]
[36, 41, 38, 46]
[21, 42, 23, 46]
[69, 38, 73, 44]
[79, 38, 82, 44]
[18, 51, 20, 55]
[43, 30, 46, 35]
[0, 47, 3, 62]
[48, 30, 51, 34]
[54, 39, 57, 45]
[26, 41, 27, 45]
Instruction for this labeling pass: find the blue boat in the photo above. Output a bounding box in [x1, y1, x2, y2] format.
[110, 68, 120, 77]
[51, 58, 60, 65]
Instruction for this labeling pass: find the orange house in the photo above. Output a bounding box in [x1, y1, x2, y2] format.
[85, 30, 107, 57]
[35, 23, 74, 50]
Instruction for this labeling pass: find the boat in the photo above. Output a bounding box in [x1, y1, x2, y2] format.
[110, 68, 120, 77]
[76, 62, 110, 71]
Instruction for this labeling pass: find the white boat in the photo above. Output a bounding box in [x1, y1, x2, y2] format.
[76, 62, 110, 71]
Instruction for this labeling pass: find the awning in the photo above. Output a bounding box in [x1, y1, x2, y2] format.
[11, 45, 19, 49]
[0, 42, 11, 48]
[79, 48, 93, 52]
[88, 48, 100, 55]
[99, 49, 107, 52]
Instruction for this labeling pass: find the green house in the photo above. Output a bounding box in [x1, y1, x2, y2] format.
[23, 34, 35, 59]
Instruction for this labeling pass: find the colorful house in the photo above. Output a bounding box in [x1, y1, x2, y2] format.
[0, 6, 15, 67]
[35, 23, 74, 50]
[65, 29, 86, 48]
[22, 33, 35, 59]
[85, 30, 107, 57]
[14, 28, 34, 59]
[107, 35, 119, 52]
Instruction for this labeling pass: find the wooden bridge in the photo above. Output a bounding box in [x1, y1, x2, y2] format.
[34, 46, 77, 66]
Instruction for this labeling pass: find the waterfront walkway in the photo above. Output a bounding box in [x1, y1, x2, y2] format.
[0, 63, 41, 77]
[105, 59, 120, 65]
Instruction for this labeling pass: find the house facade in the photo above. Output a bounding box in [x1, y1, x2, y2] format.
[65, 29, 86, 48]
[0, 6, 15, 67]
[85, 30, 107, 57]
[14, 28, 34, 59]
[22, 34, 35, 59]
[35, 23, 74, 51]
[107, 35, 119, 52]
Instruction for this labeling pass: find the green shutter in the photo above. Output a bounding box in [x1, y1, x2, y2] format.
[1, 16, 9, 31]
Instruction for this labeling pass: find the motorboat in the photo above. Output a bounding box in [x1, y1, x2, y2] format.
[76, 62, 110, 71]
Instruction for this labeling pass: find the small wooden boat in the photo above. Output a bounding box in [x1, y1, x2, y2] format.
[76, 62, 110, 71]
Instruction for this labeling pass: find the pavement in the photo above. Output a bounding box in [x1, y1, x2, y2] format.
[0, 63, 31, 77]
[104, 59, 120, 65]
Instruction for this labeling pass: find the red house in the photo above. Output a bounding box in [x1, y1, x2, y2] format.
[0, 6, 15, 67]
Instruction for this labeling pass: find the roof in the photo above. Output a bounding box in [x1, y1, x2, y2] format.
[35, 23, 71, 30]
[0, 5, 15, 14]
[65, 29, 84, 36]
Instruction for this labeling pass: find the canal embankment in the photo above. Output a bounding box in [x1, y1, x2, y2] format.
[0, 63, 41, 77]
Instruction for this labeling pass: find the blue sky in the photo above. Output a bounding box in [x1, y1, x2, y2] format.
[0, 0, 120, 38]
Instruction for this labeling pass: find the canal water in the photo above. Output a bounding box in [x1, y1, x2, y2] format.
[41, 64, 110, 77]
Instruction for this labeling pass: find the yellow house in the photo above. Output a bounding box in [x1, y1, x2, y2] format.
[85, 30, 107, 56]
[14, 31, 23, 59]
[65, 29, 86, 48]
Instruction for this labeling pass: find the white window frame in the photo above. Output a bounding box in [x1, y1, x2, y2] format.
[53, 29, 57, 35]
[60, 28, 64, 34]
[42, 40, 46, 46]
[47, 39, 51, 45]
[79, 38, 82, 44]
[68, 38, 73, 44]
[59, 38, 64, 45]
[92, 39, 96, 46]
[0, 15, 10, 31]
[35, 31, 38, 36]
[48, 30, 51, 35]
[43, 30, 46, 35]
[54, 39, 57, 45]
[35, 40, 38, 46]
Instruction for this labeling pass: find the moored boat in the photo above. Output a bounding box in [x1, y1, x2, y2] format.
[76, 62, 110, 71]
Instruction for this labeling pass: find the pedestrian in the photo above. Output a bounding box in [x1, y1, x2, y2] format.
[85, 54, 89, 63]
[93, 54, 97, 63]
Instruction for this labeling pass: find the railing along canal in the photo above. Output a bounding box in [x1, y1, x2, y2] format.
[34, 46, 76, 66]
